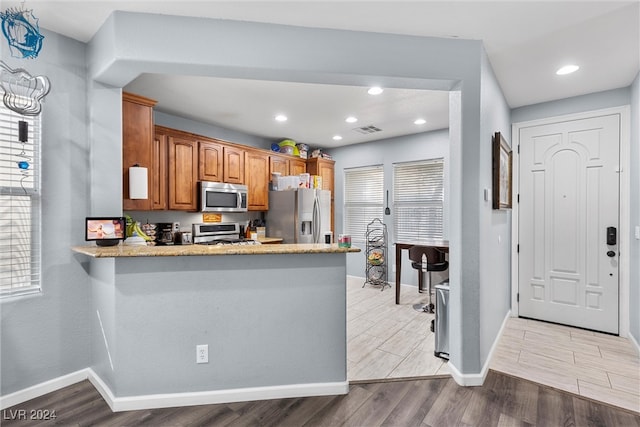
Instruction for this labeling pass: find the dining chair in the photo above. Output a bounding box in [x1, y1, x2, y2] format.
[408, 246, 448, 313]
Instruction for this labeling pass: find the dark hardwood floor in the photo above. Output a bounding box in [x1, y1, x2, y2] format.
[2, 371, 639, 426]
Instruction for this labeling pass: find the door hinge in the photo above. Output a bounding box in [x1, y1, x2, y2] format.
[517, 293, 519, 302]
[517, 244, 520, 253]
[517, 194, 520, 203]
[517, 145, 520, 154]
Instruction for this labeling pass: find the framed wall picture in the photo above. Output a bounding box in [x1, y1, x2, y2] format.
[492, 131, 512, 210]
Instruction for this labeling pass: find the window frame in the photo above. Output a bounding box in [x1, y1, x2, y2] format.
[343, 165, 384, 244]
[392, 158, 445, 243]
[0, 103, 42, 299]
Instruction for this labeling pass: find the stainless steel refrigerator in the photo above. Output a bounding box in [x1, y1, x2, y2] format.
[266, 189, 331, 243]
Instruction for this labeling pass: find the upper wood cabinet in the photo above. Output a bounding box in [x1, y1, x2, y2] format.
[153, 126, 198, 211]
[306, 157, 335, 231]
[269, 154, 307, 177]
[199, 140, 223, 182]
[306, 157, 334, 194]
[289, 158, 307, 176]
[122, 92, 157, 211]
[223, 146, 245, 184]
[245, 150, 270, 211]
[167, 134, 198, 210]
[151, 132, 168, 210]
[269, 155, 289, 176]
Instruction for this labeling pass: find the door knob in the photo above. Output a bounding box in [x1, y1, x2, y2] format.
[607, 250, 616, 258]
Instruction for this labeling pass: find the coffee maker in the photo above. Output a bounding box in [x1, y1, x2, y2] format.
[155, 223, 174, 245]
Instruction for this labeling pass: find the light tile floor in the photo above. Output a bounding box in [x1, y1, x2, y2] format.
[346, 276, 640, 413]
[346, 276, 449, 382]
[491, 316, 640, 413]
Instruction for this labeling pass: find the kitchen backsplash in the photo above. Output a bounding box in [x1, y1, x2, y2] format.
[124, 210, 264, 233]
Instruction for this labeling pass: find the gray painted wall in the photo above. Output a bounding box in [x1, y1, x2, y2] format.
[478, 49, 512, 367]
[630, 72, 639, 343]
[331, 129, 450, 286]
[511, 87, 631, 123]
[153, 110, 273, 149]
[0, 31, 93, 395]
[106, 254, 346, 396]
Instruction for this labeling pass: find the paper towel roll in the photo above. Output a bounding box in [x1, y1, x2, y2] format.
[129, 166, 148, 199]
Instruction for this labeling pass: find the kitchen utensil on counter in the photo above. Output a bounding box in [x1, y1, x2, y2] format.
[174, 231, 192, 245]
[385, 190, 391, 215]
[155, 223, 175, 245]
[124, 234, 147, 246]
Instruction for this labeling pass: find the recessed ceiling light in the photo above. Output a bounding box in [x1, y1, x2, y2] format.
[333, 135, 343, 141]
[345, 116, 358, 123]
[556, 65, 579, 75]
[368, 86, 383, 95]
[275, 114, 288, 122]
[414, 118, 426, 125]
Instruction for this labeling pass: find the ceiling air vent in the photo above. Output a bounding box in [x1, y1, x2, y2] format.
[354, 125, 382, 134]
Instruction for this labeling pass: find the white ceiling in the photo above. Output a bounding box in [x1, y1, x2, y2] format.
[4, 1, 638, 148]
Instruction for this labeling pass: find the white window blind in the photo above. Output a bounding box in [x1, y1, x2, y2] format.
[0, 104, 41, 298]
[344, 165, 384, 242]
[393, 159, 444, 242]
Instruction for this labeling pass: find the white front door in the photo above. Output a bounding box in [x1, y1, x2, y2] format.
[518, 113, 620, 334]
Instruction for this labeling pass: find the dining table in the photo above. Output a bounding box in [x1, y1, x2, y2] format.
[395, 240, 449, 304]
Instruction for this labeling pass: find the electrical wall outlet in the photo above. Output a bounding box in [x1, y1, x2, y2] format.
[196, 344, 208, 364]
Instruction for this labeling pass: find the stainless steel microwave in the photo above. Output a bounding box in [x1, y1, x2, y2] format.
[200, 181, 248, 212]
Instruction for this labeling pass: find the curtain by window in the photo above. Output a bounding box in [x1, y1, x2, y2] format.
[344, 165, 384, 243]
[393, 159, 444, 242]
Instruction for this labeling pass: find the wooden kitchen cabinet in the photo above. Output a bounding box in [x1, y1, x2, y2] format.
[151, 132, 168, 210]
[153, 126, 198, 211]
[167, 134, 198, 210]
[223, 146, 245, 184]
[269, 155, 289, 176]
[122, 92, 157, 211]
[289, 158, 307, 175]
[245, 150, 270, 211]
[306, 157, 335, 194]
[269, 154, 307, 176]
[198, 140, 223, 182]
[306, 157, 335, 231]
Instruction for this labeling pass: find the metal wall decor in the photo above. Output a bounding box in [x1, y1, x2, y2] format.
[0, 62, 50, 193]
[1, 6, 44, 59]
[0, 60, 50, 116]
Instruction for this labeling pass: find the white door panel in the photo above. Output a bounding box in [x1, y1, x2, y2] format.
[519, 114, 620, 334]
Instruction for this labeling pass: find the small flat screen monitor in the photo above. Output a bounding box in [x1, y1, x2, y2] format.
[85, 217, 125, 246]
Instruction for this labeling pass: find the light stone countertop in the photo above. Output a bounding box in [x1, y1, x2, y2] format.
[72, 243, 361, 258]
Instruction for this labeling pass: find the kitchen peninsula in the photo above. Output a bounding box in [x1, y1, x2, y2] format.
[72, 243, 359, 411]
[73, 243, 357, 257]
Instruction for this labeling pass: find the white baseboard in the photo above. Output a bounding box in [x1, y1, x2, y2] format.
[87, 369, 348, 412]
[1, 368, 348, 413]
[448, 310, 512, 387]
[0, 369, 90, 410]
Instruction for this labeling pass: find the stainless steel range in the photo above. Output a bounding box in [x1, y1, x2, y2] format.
[192, 223, 261, 246]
